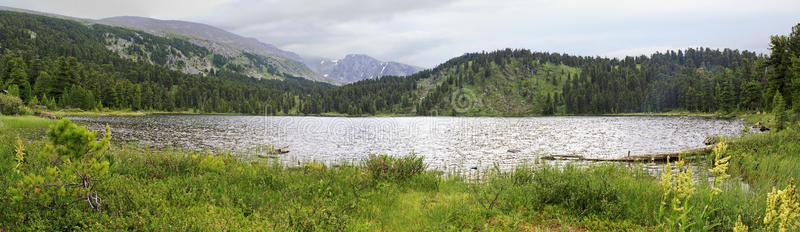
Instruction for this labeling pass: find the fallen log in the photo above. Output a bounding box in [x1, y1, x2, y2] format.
[34, 111, 60, 119]
[267, 146, 289, 154]
[542, 146, 712, 162]
[541, 154, 583, 160]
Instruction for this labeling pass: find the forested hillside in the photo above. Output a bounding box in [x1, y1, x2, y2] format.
[0, 10, 330, 114]
[1, 9, 797, 117]
[320, 48, 766, 116]
[322, 24, 800, 116]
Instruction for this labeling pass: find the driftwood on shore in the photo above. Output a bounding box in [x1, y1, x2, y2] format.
[34, 111, 60, 119]
[542, 146, 712, 162]
[269, 146, 289, 154]
[256, 146, 289, 159]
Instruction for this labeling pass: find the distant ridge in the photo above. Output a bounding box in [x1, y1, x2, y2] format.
[304, 54, 423, 84]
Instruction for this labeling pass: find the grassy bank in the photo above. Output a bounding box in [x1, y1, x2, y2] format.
[39, 109, 247, 117]
[0, 115, 797, 231]
[39, 109, 417, 118]
[30, 106, 755, 118]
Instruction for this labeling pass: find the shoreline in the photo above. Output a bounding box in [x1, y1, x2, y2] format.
[43, 108, 742, 119]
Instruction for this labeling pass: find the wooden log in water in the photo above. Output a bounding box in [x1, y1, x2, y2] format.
[541, 154, 584, 160]
[542, 146, 712, 162]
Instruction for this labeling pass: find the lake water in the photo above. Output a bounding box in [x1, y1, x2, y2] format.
[69, 115, 746, 171]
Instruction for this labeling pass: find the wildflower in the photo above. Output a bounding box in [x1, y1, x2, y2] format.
[661, 159, 673, 205]
[660, 156, 695, 211]
[674, 159, 695, 210]
[764, 178, 800, 232]
[14, 137, 25, 174]
[734, 215, 748, 232]
[709, 138, 731, 194]
[659, 155, 697, 230]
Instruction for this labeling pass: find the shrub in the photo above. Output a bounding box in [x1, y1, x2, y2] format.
[8, 119, 113, 211]
[0, 94, 27, 115]
[363, 153, 426, 182]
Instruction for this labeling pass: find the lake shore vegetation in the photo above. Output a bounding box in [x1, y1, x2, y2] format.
[0, 115, 798, 231]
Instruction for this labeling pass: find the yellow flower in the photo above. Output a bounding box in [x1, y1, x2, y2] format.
[14, 137, 25, 174]
[660, 156, 695, 211]
[764, 178, 800, 232]
[734, 215, 748, 232]
[709, 138, 731, 194]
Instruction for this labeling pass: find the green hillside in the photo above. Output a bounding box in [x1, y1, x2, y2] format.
[321, 46, 780, 116]
[412, 54, 581, 116]
[0, 10, 330, 114]
[0, 9, 797, 118]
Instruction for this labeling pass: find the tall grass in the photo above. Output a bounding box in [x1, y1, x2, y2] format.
[0, 115, 798, 231]
[0, 115, 55, 129]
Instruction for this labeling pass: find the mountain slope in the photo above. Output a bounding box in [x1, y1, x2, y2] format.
[321, 48, 766, 116]
[98, 16, 327, 82]
[0, 10, 331, 114]
[304, 54, 422, 84]
[0, 6, 328, 82]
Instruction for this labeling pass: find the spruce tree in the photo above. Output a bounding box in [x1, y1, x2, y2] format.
[773, 91, 787, 130]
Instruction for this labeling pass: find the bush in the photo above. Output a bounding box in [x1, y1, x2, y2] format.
[8, 119, 113, 212]
[0, 94, 27, 115]
[363, 153, 426, 182]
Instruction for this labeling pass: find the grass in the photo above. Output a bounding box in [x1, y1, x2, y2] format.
[608, 110, 717, 117]
[0, 114, 798, 231]
[40, 109, 250, 117]
[0, 115, 55, 129]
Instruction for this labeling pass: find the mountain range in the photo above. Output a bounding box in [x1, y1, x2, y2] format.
[0, 6, 422, 84]
[304, 54, 422, 84]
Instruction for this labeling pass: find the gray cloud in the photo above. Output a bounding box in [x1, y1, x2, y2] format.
[1, 0, 799, 67]
[191, 0, 458, 67]
[200, 0, 458, 29]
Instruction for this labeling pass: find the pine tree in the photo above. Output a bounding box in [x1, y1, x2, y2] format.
[790, 56, 800, 112]
[741, 80, 761, 110]
[6, 84, 20, 97]
[773, 91, 787, 130]
[53, 57, 79, 97]
[33, 71, 54, 97]
[5, 57, 31, 100]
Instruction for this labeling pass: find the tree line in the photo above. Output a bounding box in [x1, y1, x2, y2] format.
[1, 9, 798, 117]
[324, 24, 800, 116]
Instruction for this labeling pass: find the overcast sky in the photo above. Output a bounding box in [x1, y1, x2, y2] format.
[1, 0, 799, 68]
